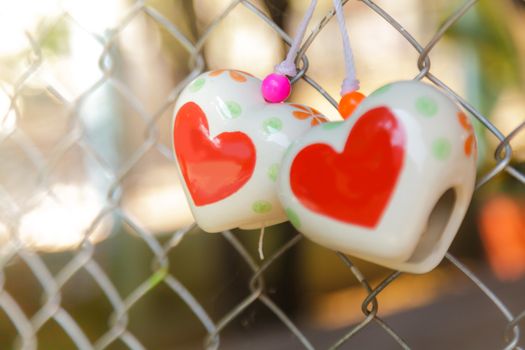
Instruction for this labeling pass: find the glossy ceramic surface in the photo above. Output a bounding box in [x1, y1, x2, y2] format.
[172, 69, 326, 232]
[278, 81, 477, 273]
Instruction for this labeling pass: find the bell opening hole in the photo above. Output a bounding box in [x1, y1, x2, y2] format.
[407, 188, 457, 264]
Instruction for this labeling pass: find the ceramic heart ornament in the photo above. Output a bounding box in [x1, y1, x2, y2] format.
[172, 69, 327, 233]
[278, 81, 477, 273]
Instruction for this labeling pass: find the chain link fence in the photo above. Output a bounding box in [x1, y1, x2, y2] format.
[0, 0, 524, 349]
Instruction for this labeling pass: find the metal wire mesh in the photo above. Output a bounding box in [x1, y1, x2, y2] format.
[0, 0, 524, 349]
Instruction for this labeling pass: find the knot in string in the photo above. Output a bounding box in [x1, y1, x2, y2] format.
[275, 0, 318, 77]
[333, 0, 360, 95]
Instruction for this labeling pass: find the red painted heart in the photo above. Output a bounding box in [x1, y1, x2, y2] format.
[174, 102, 256, 206]
[290, 106, 406, 228]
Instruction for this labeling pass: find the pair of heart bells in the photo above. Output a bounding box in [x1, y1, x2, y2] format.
[172, 69, 477, 274]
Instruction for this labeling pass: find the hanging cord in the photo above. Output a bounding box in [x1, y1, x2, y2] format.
[275, 0, 318, 77]
[332, 0, 365, 119]
[258, 225, 266, 260]
[333, 0, 359, 95]
[262, 0, 318, 103]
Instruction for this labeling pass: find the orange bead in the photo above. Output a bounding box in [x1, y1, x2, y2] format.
[338, 91, 366, 120]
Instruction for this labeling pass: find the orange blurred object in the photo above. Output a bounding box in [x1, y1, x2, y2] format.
[338, 91, 366, 120]
[479, 195, 525, 281]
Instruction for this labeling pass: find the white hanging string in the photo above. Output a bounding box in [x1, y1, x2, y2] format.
[274, 0, 318, 77]
[258, 225, 266, 260]
[333, 0, 360, 95]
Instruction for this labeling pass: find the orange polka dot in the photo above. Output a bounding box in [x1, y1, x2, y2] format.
[457, 111, 472, 131]
[209, 70, 224, 77]
[465, 134, 474, 156]
[230, 71, 247, 82]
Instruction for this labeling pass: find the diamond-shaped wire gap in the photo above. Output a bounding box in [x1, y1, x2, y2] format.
[128, 3, 196, 79]
[239, 0, 294, 54]
[142, 0, 195, 46]
[55, 254, 129, 346]
[446, 254, 522, 349]
[96, 77, 158, 171]
[108, 2, 200, 137]
[5, 142, 115, 258]
[356, 0, 430, 77]
[20, 97, 112, 213]
[330, 254, 409, 350]
[201, 231, 267, 349]
[65, 80, 125, 173]
[191, 0, 287, 80]
[9, 80, 72, 153]
[119, 146, 192, 235]
[84, 259, 146, 350]
[0, 132, 47, 206]
[154, 226, 224, 346]
[122, 274, 211, 348]
[297, 0, 427, 81]
[0, 76, 51, 193]
[76, 137, 117, 180]
[190, 0, 242, 54]
[0, 50, 39, 94]
[16, 250, 92, 349]
[1, 254, 47, 319]
[104, 131, 157, 208]
[24, 129, 94, 186]
[0, 283, 36, 349]
[92, 211, 170, 348]
[209, 230, 315, 350]
[60, 0, 141, 40]
[5, 34, 43, 98]
[415, 0, 478, 79]
[105, 10, 190, 155]
[33, 14, 108, 104]
[252, 239, 315, 350]
[34, 316, 90, 349]
[140, 4, 204, 82]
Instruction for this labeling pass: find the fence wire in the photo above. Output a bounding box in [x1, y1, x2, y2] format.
[0, 0, 524, 349]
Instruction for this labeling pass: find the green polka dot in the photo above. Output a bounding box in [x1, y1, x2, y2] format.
[263, 117, 283, 134]
[267, 163, 279, 182]
[252, 200, 272, 214]
[285, 208, 301, 229]
[219, 101, 242, 119]
[227, 101, 242, 118]
[322, 121, 345, 130]
[416, 96, 438, 117]
[189, 77, 205, 92]
[432, 138, 451, 160]
[371, 84, 391, 96]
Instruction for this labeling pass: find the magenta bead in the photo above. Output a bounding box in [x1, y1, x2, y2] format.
[261, 73, 291, 103]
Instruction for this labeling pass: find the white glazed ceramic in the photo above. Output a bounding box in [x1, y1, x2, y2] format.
[172, 69, 327, 233]
[278, 81, 477, 273]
